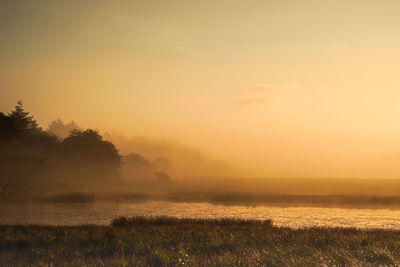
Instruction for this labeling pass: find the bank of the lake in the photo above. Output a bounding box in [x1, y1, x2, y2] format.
[1, 216, 400, 266]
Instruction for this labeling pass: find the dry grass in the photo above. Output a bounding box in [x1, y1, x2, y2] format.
[1, 216, 400, 266]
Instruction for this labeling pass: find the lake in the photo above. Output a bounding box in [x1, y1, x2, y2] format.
[1, 201, 400, 229]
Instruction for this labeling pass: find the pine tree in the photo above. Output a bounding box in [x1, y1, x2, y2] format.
[8, 101, 39, 132]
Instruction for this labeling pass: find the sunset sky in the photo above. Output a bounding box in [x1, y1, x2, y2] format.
[2, 0, 400, 178]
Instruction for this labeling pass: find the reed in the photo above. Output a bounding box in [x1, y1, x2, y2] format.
[1, 216, 400, 266]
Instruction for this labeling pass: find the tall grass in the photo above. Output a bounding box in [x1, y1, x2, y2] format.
[2, 216, 400, 266]
[111, 216, 273, 227]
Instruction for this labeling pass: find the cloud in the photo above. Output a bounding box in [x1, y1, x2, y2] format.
[231, 83, 276, 107]
[231, 83, 303, 107]
[232, 95, 265, 106]
[100, 12, 199, 54]
[248, 83, 277, 92]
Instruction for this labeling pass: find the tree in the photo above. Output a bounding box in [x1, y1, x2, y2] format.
[0, 102, 58, 191]
[8, 101, 40, 134]
[0, 102, 124, 195]
[0, 112, 14, 140]
[155, 171, 170, 182]
[0, 101, 41, 140]
[123, 153, 155, 180]
[62, 129, 122, 180]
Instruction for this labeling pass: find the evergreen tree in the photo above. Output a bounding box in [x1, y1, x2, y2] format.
[8, 101, 40, 134]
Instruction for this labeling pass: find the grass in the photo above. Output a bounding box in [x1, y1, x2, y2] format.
[1, 216, 400, 266]
[111, 216, 273, 227]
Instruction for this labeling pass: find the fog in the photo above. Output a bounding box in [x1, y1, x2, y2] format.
[3, 1, 400, 189]
[2, 0, 400, 195]
[2, 101, 400, 211]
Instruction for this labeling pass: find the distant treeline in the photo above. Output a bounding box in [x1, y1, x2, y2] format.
[0, 102, 124, 197]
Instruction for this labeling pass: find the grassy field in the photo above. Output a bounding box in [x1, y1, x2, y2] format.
[1, 217, 400, 266]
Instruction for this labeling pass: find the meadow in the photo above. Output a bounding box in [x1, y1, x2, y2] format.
[1, 216, 400, 266]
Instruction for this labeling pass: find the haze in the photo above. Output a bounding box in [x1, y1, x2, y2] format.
[2, 0, 400, 179]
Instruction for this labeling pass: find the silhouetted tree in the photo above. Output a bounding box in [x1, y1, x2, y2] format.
[153, 157, 174, 175]
[155, 171, 170, 182]
[8, 101, 39, 132]
[123, 153, 155, 180]
[61, 129, 122, 181]
[0, 101, 41, 140]
[0, 102, 123, 196]
[0, 102, 58, 191]
[0, 112, 14, 140]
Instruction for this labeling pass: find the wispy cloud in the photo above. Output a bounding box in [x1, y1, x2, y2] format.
[100, 12, 200, 54]
[231, 83, 277, 107]
[231, 83, 302, 107]
[247, 83, 277, 92]
[232, 95, 265, 106]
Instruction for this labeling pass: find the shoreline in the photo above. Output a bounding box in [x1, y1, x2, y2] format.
[5, 191, 400, 209]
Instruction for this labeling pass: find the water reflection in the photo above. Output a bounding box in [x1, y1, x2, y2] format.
[1, 201, 400, 229]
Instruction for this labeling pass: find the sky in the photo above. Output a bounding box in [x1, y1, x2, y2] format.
[2, 0, 400, 178]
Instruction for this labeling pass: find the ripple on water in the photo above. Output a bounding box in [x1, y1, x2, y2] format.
[1, 201, 400, 229]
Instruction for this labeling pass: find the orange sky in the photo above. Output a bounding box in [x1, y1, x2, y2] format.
[2, 0, 400, 178]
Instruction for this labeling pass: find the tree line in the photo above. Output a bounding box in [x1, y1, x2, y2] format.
[0, 101, 122, 196]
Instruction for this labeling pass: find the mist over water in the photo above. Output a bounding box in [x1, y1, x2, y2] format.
[5, 4, 400, 267]
[2, 201, 400, 229]
[2, 102, 400, 227]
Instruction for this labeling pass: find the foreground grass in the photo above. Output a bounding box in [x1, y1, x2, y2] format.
[1, 217, 400, 266]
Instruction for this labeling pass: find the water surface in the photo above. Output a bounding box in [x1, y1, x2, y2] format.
[1, 201, 400, 229]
